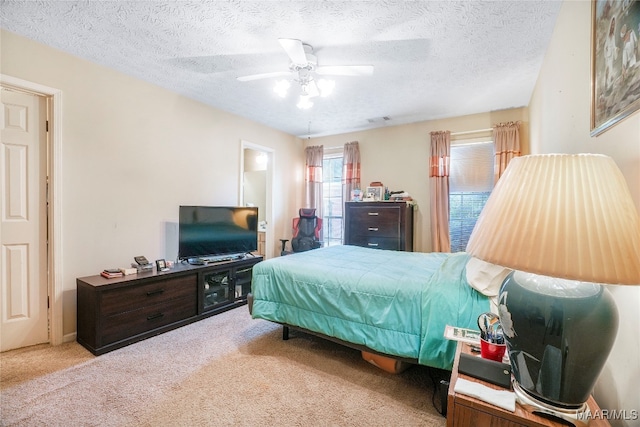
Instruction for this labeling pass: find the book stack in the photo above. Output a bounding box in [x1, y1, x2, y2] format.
[120, 267, 137, 276]
[101, 268, 124, 279]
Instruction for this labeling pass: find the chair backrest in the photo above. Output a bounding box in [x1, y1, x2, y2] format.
[291, 208, 322, 252]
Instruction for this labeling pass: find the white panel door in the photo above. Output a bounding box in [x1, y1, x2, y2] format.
[0, 88, 48, 351]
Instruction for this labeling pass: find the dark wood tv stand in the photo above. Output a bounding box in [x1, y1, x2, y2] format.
[76, 255, 262, 355]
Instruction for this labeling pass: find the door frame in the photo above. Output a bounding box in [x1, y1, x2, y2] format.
[1, 74, 64, 345]
[239, 139, 274, 259]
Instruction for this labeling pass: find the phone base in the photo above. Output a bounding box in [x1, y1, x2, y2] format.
[131, 263, 153, 272]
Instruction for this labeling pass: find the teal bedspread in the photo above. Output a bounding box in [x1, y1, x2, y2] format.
[251, 245, 489, 370]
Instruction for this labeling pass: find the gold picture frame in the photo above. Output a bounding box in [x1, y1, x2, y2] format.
[590, 0, 640, 136]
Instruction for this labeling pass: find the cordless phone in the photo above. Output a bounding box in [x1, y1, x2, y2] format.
[134, 256, 150, 265]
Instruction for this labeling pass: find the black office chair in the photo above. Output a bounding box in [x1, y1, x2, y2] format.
[280, 208, 323, 255]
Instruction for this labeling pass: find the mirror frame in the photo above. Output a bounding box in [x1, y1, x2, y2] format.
[240, 139, 274, 259]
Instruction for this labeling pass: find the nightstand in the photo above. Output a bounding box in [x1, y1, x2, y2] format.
[446, 342, 611, 427]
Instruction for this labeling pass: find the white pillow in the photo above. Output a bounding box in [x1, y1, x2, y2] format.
[465, 256, 511, 297]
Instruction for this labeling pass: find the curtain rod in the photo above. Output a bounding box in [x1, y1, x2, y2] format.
[450, 128, 493, 136]
[311, 129, 492, 147]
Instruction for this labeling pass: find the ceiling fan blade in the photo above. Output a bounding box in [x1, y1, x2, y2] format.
[316, 65, 374, 76]
[278, 38, 308, 66]
[237, 71, 291, 82]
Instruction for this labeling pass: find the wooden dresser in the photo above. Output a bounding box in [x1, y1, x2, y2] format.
[344, 201, 414, 251]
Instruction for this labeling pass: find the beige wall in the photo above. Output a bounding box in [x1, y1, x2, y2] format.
[1, 30, 304, 337]
[310, 108, 529, 253]
[529, 2, 640, 424]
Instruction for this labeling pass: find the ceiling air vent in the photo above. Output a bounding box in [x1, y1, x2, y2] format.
[367, 116, 391, 124]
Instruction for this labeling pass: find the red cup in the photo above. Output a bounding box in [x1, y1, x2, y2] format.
[480, 338, 507, 362]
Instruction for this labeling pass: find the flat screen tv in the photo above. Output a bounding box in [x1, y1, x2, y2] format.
[178, 206, 258, 261]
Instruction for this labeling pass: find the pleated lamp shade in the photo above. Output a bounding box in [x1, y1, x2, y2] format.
[466, 153, 640, 285]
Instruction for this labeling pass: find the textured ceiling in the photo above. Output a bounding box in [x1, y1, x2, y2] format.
[0, 1, 562, 138]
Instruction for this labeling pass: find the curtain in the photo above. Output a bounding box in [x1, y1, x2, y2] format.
[429, 131, 451, 253]
[493, 121, 521, 182]
[305, 145, 324, 219]
[342, 141, 361, 203]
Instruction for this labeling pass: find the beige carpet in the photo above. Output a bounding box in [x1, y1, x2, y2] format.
[0, 307, 447, 426]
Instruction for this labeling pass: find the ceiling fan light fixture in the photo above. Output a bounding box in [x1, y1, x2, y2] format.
[238, 38, 374, 109]
[301, 80, 320, 98]
[297, 95, 313, 110]
[300, 82, 310, 96]
[317, 79, 335, 97]
[273, 79, 290, 98]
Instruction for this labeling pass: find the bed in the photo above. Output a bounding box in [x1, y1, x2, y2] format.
[250, 245, 498, 370]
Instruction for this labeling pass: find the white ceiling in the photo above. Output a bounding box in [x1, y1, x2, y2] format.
[0, 1, 562, 138]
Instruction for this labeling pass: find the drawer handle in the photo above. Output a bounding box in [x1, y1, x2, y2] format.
[367, 212, 379, 216]
[368, 227, 379, 231]
[147, 313, 164, 321]
[146, 289, 164, 296]
[367, 243, 379, 247]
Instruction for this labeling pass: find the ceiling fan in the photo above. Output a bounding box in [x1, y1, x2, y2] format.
[237, 38, 374, 101]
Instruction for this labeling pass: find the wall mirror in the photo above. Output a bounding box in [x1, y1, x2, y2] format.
[240, 140, 273, 259]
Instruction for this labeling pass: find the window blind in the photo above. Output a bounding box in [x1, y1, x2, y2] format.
[449, 141, 494, 252]
[450, 142, 494, 192]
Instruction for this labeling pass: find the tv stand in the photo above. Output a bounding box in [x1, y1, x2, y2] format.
[76, 255, 262, 355]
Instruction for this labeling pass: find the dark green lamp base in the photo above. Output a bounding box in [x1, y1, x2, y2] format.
[498, 271, 618, 408]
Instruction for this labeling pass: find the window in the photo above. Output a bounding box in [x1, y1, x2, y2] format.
[322, 154, 344, 246]
[449, 142, 494, 253]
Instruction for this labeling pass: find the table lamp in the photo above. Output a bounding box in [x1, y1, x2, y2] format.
[466, 154, 640, 424]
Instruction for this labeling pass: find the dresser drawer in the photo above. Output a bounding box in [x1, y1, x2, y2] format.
[348, 235, 401, 251]
[348, 206, 401, 236]
[347, 217, 400, 238]
[101, 274, 197, 316]
[101, 295, 197, 345]
[348, 206, 400, 221]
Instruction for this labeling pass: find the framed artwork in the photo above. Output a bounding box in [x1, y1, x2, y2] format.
[366, 186, 384, 201]
[591, 0, 640, 136]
